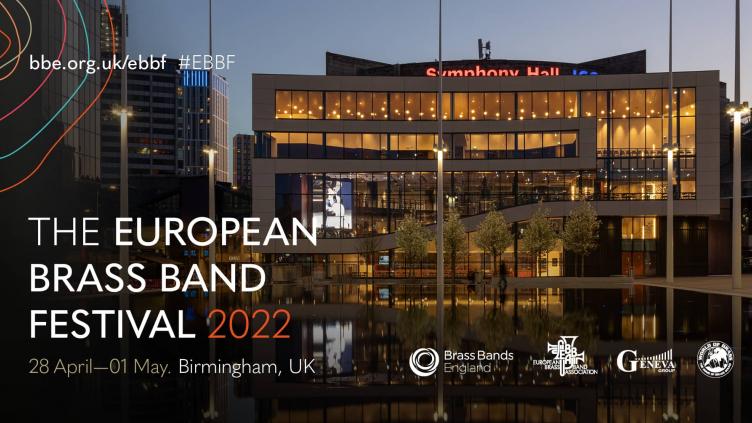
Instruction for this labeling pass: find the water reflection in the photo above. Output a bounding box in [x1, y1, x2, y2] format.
[242, 282, 750, 422]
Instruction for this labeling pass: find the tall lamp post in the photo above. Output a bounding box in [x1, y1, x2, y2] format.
[665, 0, 675, 285]
[434, 0, 446, 421]
[730, 3, 746, 419]
[117, 2, 129, 421]
[203, 147, 218, 420]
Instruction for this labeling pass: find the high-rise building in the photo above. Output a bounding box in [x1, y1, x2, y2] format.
[100, 59, 182, 183]
[178, 70, 229, 182]
[233, 134, 254, 188]
[99, 3, 122, 58]
[42, 0, 102, 180]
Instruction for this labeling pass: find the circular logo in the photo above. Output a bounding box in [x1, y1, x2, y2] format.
[409, 347, 440, 377]
[697, 341, 734, 378]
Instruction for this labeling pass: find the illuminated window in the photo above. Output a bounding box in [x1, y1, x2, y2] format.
[645, 89, 661, 117]
[532, 92, 548, 119]
[488, 134, 506, 159]
[565, 92, 578, 118]
[562, 132, 577, 157]
[542, 132, 560, 158]
[680, 88, 695, 116]
[390, 92, 404, 120]
[397, 134, 416, 158]
[289, 133, 307, 158]
[362, 133, 384, 159]
[308, 133, 324, 159]
[291, 91, 308, 119]
[373, 92, 388, 120]
[308, 91, 323, 119]
[612, 90, 629, 118]
[630, 90, 645, 117]
[484, 92, 499, 120]
[404, 92, 419, 121]
[341, 92, 356, 119]
[548, 92, 564, 118]
[630, 118, 646, 150]
[453, 93, 468, 120]
[416, 134, 436, 159]
[468, 93, 483, 121]
[344, 134, 362, 159]
[523, 133, 542, 158]
[680, 116, 695, 151]
[420, 92, 437, 120]
[517, 92, 531, 120]
[275, 91, 291, 118]
[326, 92, 341, 119]
[470, 134, 487, 159]
[271, 132, 289, 158]
[581, 91, 596, 117]
[500, 93, 515, 120]
[326, 133, 343, 158]
[357, 92, 372, 120]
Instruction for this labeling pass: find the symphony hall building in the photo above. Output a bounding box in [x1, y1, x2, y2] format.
[250, 51, 727, 280]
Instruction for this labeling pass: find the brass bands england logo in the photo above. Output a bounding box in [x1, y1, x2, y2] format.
[409, 348, 440, 377]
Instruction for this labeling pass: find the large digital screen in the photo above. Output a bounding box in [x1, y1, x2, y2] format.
[312, 176, 353, 230]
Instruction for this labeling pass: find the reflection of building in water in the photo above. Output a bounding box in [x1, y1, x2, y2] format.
[252, 50, 728, 281]
[242, 284, 747, 422]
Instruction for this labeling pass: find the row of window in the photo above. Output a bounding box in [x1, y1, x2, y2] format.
[275, 88, 696, 121]
[596, 116, 696, 153]
[275, 171, 690, 238]
[260, 131, 577, 160]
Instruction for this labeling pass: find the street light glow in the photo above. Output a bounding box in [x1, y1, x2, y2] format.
[726, 101, 750, 115]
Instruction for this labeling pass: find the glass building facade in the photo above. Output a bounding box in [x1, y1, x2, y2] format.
[252, 66, 720, 280]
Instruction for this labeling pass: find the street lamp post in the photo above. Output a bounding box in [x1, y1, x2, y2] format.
[667, 0, 675, 284]
[116, 5, 128, 418]
[203, 147, 218, 420]
[434, 0, 446, 421]
[730, 103, 748, 289]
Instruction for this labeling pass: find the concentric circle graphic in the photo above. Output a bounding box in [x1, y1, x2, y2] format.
[409, 347, 440, 377]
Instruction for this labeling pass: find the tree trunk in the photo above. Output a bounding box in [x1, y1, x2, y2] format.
[573, 253, 577, 277]
[492, 252, 498, 310]
[451, 252, 457, 308]
[581, 254, 585, 277]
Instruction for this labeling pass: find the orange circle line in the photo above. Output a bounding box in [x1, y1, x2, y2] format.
[0, 28, 11, 60]
[0, 0, 117, 193]
[0, 0, 21, 80]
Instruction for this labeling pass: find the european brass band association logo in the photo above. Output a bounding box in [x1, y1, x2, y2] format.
[533, 336, 598, 376]
[409, 348, 440, 377]
[696, 341, 734, 378]
[616, 349, 676, 373]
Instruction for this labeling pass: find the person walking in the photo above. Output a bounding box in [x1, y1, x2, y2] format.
[499, 261, 508, 309]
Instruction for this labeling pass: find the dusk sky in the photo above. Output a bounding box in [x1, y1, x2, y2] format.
[125, 0, 750, 147]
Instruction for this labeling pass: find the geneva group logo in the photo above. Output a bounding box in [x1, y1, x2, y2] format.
[409, 347, 440, 377]
[616, 349, 676, 373]
[533, 336, 598, 376]
[697, 341, 734, 378]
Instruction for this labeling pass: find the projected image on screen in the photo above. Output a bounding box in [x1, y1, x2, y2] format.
[312, 176, 353, 230]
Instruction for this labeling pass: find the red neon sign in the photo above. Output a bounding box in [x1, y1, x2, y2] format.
[425, 65, 561, 77]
